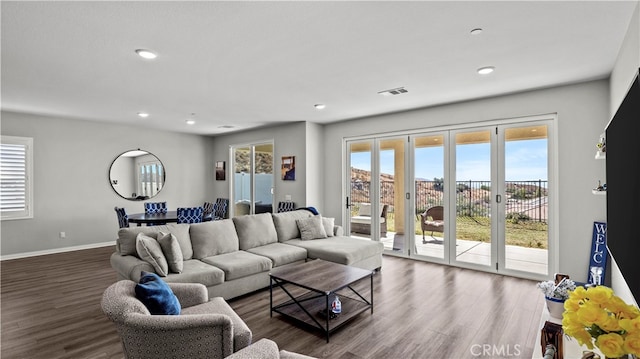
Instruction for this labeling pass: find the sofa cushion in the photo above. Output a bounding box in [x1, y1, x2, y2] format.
[200, 251, 272, 281]
[246, 243, 308, 267]
[135, 271, 181, 315]
[296, 216, 327, 240]
[162, 259, 225, 287]
[284, 237, 384, 266]
[272, 210, 314, 242]
[190, 219, 239, 259]
[232, 213, 278, 250]
[157, 231, 183, 273]
[136, 233, 169, 276]
[117, 223, 193, 260]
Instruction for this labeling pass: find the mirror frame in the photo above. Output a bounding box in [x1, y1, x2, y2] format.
[109, 149, 166, 201]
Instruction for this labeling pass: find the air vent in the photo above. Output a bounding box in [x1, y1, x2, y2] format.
[218, 125, 236, 129]
[378, 87, 408, 96]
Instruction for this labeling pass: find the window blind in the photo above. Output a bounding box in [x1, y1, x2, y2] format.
[1, 136, 33, 220]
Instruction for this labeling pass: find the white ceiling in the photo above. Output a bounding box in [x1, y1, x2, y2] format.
[1, 1, 637, 135]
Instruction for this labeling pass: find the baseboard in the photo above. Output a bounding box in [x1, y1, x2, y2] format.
[0, 241, 114, 261]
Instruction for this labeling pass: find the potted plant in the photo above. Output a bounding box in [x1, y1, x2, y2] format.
[537, 275, 576, 319]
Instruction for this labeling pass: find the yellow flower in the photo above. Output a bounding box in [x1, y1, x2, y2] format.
[620, 317, 640, 334]
[578, 302, 608, 326]
[570, 286, 588, 300]
[586, 286, 614, 305]
[564, 298, 581, 312]
[623, 333, 640, 356]
[596, 332, 625, 358]
[599, 315, 622, 332]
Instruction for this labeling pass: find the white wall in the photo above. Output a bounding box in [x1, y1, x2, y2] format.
[210, 122, 308, 210]
[322, 79, 610, 283]
[608, 1, 639, 306]
[0, 111, 215, 257]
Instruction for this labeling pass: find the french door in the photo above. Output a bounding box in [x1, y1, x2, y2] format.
[230, 142, 274, 216]
[345, 117, 553, 279]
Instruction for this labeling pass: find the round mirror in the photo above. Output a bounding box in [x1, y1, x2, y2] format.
[109, 149, 165, 201]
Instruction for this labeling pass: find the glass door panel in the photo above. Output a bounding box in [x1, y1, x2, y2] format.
[413, 134, 446, 259]
[232, 146, 252, 216]
[379, 138, 405, 252]
[347, 140, 379, 241]
[502, 124, 549, 275]
[453, 129, 493, 268]
[254, 143, 274, 214]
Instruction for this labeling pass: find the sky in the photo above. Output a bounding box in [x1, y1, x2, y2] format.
[351, 138, 548, 181]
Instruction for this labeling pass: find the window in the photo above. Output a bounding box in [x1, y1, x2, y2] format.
[1, 136, 33, 220]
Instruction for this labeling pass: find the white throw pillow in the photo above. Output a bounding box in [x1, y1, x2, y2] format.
[322, 217, 335, 237]
[296, 215, 328, 240]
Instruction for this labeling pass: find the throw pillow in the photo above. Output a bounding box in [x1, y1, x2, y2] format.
[135, 271, 181, 315]
[296, 215, 327, 240]
[136, 233, 169, 276]
[322, 217, 335, 237]
[157, 231, 183, 273]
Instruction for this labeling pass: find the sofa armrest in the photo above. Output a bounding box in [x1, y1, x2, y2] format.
[123, 313, 234, 358]
[110, 252, 154, 282]
[333, 225, 344, 236]
[167, 282, 209, 307]
[224, 338, 280, 359]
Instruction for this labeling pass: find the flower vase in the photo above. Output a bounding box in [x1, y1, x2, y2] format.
[545, 296, 565, 319]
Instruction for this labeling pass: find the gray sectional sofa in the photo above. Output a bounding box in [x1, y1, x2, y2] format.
[110, 209, 384, 300]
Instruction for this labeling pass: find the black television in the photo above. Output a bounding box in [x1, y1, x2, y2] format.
[605, 68, 640, 301]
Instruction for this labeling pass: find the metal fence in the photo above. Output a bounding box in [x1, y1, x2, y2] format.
[350, 180, 548, 223]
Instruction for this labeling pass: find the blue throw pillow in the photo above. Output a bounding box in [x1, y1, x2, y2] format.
[135, 271, 181, 315]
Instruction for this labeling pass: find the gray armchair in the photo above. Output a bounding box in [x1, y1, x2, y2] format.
[225, 338, 316, 359]
[101, 280, 252, 359]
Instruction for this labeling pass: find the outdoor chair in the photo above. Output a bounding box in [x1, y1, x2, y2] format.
[420, 205, 444, 242]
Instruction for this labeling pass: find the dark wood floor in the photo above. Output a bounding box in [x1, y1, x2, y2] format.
[1, 246, 544, 359]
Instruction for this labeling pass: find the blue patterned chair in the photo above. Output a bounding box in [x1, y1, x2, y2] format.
[101, 280, 252, 359]
[144, 202, 168, 214]
[144, 202, 168, 225]
[177, 206, 204, 224]
[213, 198, 229, 220]
[277, 201, 296, 213]
[203, 201, 215, 220]
[114, 206, 129, 228]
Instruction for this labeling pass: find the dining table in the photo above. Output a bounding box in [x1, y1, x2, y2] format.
[128, 211, 213, 226]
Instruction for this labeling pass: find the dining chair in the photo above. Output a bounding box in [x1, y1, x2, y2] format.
[144, 201, 168, 214]
[177, 207, 204, 224]
[277, 201, 296, 213]
[203, 201, 215, 219]
[114, 206, 129, 228]
[213, 198, 229, 220]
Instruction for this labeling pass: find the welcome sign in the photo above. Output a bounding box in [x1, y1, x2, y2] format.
[587, 221, 607, 285]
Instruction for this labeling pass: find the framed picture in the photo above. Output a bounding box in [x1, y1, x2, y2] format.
[215, 161, 226, 181]
[281, 156, 295, 180]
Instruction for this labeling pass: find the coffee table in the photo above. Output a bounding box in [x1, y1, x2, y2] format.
[269, 259, 374, 342]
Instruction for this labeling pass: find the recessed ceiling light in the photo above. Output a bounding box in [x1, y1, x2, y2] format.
[477, 66, 495, 75]
[135, 49, 157, 59]
[137, 112, 149, 118]
[314, 104, 326, 110]
[185, 119, 196, 125]
[470, 28, 483, 35]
